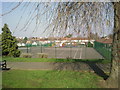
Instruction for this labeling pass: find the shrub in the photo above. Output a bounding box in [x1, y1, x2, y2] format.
[37, 53, 48, 58]
[20, 53, 32, 58]
[9, 50, 21, 57]
[87, 42, 93, 47]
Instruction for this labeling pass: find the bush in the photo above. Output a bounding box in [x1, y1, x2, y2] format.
[20, 53, 32, 58]
[37, 53, 48, 58]
[87, 42, 93, 47]
[13, 50, 21, 57]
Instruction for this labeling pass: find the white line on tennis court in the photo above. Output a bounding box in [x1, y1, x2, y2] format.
[79, 48, 82, 59]
[73, 48, 79, 59]
[54, 49, 66, 58]
[59, 51, 65, 56]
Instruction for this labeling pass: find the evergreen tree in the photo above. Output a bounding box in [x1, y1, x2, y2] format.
[65, 34, 73, 38]
[2, 24, 21, 57]
[23, 37, 28, 43]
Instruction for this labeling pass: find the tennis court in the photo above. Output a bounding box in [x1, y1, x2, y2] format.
[19, 47, 104, 59]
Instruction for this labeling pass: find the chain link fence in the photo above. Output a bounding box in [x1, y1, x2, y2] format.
[18, 43, 103, 59]
[94, 41, 112, 60]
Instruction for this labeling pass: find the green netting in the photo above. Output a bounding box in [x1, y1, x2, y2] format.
[23, 43, 54, 47]
[25, 44, 32, 47]
[94, 41, 112, 60]
[42, 43, 53, 47]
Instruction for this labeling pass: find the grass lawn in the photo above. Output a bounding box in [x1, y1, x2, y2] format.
[2, 57, 110, 64]
[2, 70, 103, 88]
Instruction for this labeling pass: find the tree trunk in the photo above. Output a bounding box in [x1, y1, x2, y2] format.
[107, 2, 120, 88]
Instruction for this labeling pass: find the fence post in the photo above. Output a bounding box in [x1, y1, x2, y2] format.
[41, 43, 42, 53]
[27, 45, 28, 53]
[70, 40, 72, 58]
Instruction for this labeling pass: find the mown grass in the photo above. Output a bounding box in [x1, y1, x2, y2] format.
[2, 56, 110, 64]
[2, 70, 103, 88]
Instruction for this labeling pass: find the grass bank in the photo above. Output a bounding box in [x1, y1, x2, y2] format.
[2, 57, 110, 64]
[2, 70, 103, 88]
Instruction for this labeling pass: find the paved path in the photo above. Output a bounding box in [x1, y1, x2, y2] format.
[7, 62, 110, 72]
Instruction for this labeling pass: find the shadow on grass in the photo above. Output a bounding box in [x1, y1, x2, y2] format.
[53, 59, 109, 80]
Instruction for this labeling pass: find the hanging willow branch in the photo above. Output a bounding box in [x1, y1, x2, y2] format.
[2, 2, 114, 38]
[1, 0, 23, 16]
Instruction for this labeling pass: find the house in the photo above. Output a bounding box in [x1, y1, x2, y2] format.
[32, 42, 37, 46]
[51, 37, 95, 47]
[21, 43, 26, 46]
[94, 38, 112, 50]
[17, 37, 96, 47]
[26, 40, 32, 44]
[17, 43, 26, 47]
[96, 38, 112, 44]
[17, 43, 22, 47]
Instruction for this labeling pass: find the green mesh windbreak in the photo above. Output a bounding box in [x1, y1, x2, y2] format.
[94, 41, 112, 60]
